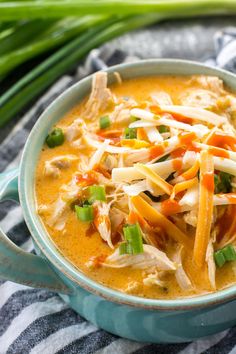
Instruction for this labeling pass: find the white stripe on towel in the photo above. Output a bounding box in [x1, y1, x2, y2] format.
[30, 322, 97, 354]
[0, 206, 22, 232]
[0, 282, 29, 308]
[95, 338, 145, 354]
[178, 330, 229, 354]
[0, 296, 67, 353]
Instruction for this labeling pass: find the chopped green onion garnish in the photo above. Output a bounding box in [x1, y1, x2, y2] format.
[124, 127, 137, 139]
[214, 244, 236, 267]
[123, 223, 143, 254]
[214, 250, 226, 268]
[99, 116, 111, 129]
[75, 205, 94, 222]
[88, 185, 106, 203]
[214, 174, 220, 193]
[214, 171, 232, 193]
[119, 242, 128, 255]
[46, 127, 64, 148]
[158, 125, 169, 133]
[220, 172, 232, 193]
[222, 245, 236, 261]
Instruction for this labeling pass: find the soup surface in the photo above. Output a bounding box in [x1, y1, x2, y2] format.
[36, 73, 236, 299]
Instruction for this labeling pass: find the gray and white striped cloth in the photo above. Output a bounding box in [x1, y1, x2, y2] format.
[1, 26, 236, 354]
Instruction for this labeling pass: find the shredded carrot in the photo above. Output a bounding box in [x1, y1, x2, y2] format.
[131, 195, 192, 249]
[149, 144, 165, 159]
[170, 177, 198, 199]
[93, 164, 111, 179]
[225, 193, 236, 204]
[178, 160, 199, 181]
[161, 199, 181, 216]
[171, 113, 193, 124]
[76, 171, 98, 186]
[171, 147, 186, 158]
[214, 193, 236, 204]
[137, 127, 148, 141]
[97, 129, 122, 139]
[172, 158, 183, 171]
[193, 150, 214, 267]
[135, 163, 173, 195]
[128, 210, 147, 228]
[207, 146, 230, 159]
[179, 132, 197, 146]
[149, 105, 161, 115]
[121, 139, 150, 149]
[206, 131, 236, 151]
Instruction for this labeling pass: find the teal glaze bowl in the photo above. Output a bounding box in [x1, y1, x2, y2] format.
[1, 59, 236, 343]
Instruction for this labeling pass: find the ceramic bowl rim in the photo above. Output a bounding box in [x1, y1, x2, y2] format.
[19, 58, 236, 310]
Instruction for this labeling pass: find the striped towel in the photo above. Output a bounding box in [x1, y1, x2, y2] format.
[1, 27, 236, 354]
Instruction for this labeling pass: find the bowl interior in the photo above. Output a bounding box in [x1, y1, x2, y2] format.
[19, 59, 236, 309]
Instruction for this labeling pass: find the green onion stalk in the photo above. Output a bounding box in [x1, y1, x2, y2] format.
[0, 0, 236, 20]
[0, 19, 57, 56]
[0, 14, 162, 127]
[0, 15, 107, 76]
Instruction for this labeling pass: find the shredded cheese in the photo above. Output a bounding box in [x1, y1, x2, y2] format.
[193, 150, 214, 267]
[131, 195, 192, 249]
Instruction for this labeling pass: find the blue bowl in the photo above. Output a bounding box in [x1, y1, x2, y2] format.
[1, 59, 236, 343]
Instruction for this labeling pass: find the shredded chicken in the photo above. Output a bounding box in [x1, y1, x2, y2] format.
[103, 244, 176, 270]
[102, 155, 118, 171]
[180, 89, 217, 109]
[151, 91, 173, 105]
[189, 75, 224, 95]
[44, 155, 78, 178]
[184, 209, 198, 227]
[206, 239, 216, 290]
[172, 246, 193, 291]
[94, 201, 113, 248]
[83, 72, 114, 120]
[143, 271, 167, 288]
[109, 206, 126, 231]
[47, 197, 69, 231]
[64, 118, 84, 142]
[110, 103, 130, 124]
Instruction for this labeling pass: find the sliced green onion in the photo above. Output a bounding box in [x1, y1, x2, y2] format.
[75, 205, 94, 222]
[83, 200, 92, 206]
[45, 127, 64, 148]
[99, 115, 111, 129]
[214, 171, 232, 193]
[123, 223, 143, 254]
[214, 174, 220, 193]
[214, 250, 226, 268]
[222, 244, 236, 261]
[220, 172, 232, 193]
[158, 125, 169, 133]
[214, 244, 236, 268]
[124, 127, 137, 139]
[119, 242, 128, 255]
[89, 185, 106, 203]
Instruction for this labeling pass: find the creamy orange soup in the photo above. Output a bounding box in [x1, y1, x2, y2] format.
[35, 74, 236, 299]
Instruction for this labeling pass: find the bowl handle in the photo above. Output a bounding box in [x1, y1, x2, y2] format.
[0, 169, 72, 294]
